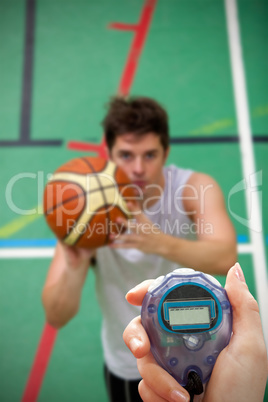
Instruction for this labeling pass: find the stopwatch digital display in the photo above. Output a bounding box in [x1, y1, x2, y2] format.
[141, 268, 232, 387]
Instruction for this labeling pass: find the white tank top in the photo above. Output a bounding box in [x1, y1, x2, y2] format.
[95, 165, 195, 379]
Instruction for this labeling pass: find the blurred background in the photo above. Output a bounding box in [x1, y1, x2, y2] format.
[0, 0, 267, 400]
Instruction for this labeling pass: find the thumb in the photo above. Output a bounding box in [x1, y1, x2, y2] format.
[125, 280, 154, 306]
[225, 263, 263, 338]
[127, 202, 153, 226]
[127, 201, 142, 216]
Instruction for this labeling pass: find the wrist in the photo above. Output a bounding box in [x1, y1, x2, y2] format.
[66, 258, 90, 272]
[63, 246, 92, 272]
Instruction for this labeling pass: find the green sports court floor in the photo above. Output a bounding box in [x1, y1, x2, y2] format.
[0, 0, 267, 401]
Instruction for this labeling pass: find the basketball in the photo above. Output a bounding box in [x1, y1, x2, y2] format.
[43, 156, 136, 248]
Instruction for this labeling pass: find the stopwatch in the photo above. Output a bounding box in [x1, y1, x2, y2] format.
[141, 268, 232, 388]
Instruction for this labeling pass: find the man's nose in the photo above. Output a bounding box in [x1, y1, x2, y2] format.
[133, 157, 144, 175]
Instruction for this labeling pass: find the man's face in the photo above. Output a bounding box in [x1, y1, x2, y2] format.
[109, 132, 169, 202]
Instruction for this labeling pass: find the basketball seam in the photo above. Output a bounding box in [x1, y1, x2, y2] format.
[44, 180, 86, 216]
[62, 204, 115, 244]
[46, 158, 132, 247]
[81, 157, 111, 245]
[45, 181, 131, 216]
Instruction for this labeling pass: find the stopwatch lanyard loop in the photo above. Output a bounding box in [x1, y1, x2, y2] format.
[184, 371, 203, 402]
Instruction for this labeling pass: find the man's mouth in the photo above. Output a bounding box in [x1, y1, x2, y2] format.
[132, 180, 147, 189]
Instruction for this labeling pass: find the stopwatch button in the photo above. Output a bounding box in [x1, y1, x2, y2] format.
[173, 268, 195, 275]
[169, 357, 178, 367]
[205, 355, 216, 365]
[204, 273, 222, 287]
[148, 275, 165, 292]
[183, 335, 203, 350]
[148, 304, 157, 313]
[221, 300, 231, 310]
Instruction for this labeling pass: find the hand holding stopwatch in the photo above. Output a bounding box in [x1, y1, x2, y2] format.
[141, 268, 232, 399]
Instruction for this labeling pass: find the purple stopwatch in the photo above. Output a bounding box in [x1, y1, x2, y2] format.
[141, 268, 232, 389]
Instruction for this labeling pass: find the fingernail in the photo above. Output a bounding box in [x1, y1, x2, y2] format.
[129, 338, 142, 354]
[234, 262, 245, 282]
[170, 389, 189, 402]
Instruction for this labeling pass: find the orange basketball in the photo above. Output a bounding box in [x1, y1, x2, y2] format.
[43, 157, 136, 248]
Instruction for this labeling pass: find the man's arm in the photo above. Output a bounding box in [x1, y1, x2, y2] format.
[42, 242, 94, 328]
[110, 173, 237, 275]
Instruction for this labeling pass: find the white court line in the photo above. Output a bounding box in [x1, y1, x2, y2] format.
[237, 243, 254, 254]
[0, 248, 55, 259]
[225, 0, 268, 347]
[0, 243, 256, 259]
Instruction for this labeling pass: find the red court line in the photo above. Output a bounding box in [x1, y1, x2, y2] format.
[67, 139, 107, 157]
[117, 0, 157, 96]
[21, 1, 157, 400]
[68, 137, 107, 158]
[67, 0, 157, 156]
[108, 22, 138, 31]
[21, 324, 57, 402]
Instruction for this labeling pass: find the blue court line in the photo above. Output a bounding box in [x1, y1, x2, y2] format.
[237, 234, 268, 245]
[237, 234, 248, 243]
[0, 239, 57, 247]
[0, 236, 267, 247]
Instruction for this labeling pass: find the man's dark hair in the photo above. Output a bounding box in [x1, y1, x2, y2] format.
[102, 96, 170, 151]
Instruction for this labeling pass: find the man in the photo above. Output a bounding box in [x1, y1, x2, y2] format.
[42, 96, 237, 402]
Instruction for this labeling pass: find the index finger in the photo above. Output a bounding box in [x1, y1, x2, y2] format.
[125, 280, 154, 306]
[123, 315, 151, 359]
[138, 352, 190, 402]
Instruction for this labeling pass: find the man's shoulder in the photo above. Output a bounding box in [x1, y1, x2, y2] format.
[186, 171, 219, 187]
[163, 164, 194, 186]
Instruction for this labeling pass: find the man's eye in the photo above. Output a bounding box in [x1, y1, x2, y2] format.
[121, 153, 131, 160]
[146, 153, 156, 159]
